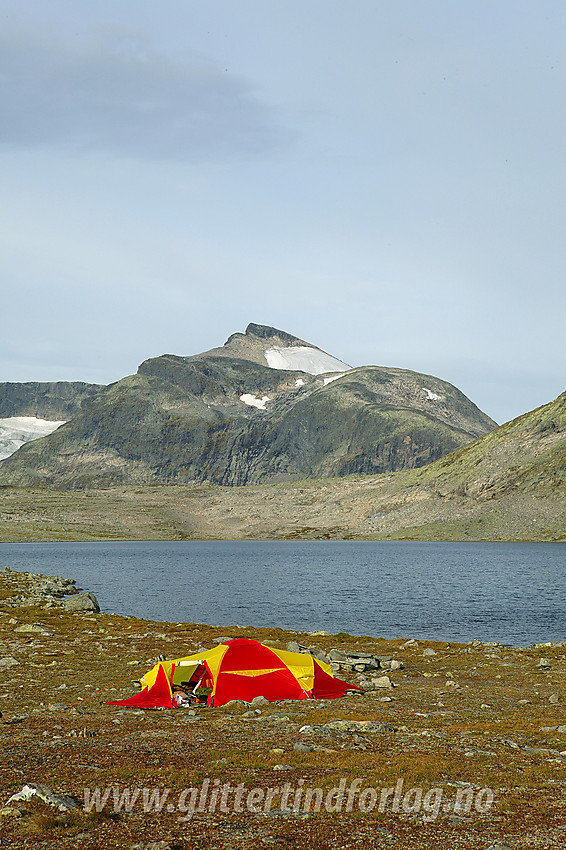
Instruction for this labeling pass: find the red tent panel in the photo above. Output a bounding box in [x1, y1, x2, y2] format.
[105, 663, 173, 709]
[217, 638, 284, 672]
[213, 667, 307, 707]
[311, 659, 360, 699]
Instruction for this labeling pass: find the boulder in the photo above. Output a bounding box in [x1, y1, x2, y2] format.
[62, 592, 100, 614]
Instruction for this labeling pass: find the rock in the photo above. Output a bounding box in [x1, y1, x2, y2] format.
[130, 843, 173, 850]
[0, 807, 26, 818]
[273, 764, 293, 771]
[62, 592, 100, 614]
[549, 694, 560, 704]
[372, 675, 394, 689]
[536, 658, 552, 669]
[294, 742, 314, 752]
[423, 648, 437, 656]
[7, 783, 81, 811]
[0, 656, 19, 668]
[323, 719, 395, 734]
[286, 641, 301, 653]
[14, 623, 54, 635]
[557, 726, 566, 733]
[470, 639, 483, 647]
[402, 639, 419, 647]
[213, 636, 233, 644]
[251, 695, 270, 706]
[269, 748, 285, 754]
[389, 659, 403, 670]
[328, 649, 347, 662]
[308, 630, 328, 636]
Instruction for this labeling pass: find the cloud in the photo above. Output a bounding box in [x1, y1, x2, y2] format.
[0, 26, 288, 160]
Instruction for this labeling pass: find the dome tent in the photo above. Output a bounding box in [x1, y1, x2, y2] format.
[106, 638, 359, 709]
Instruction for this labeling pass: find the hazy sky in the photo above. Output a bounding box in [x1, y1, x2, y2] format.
[1, 1, 565, 425]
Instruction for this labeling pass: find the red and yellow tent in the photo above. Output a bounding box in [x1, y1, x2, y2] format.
[107, 638, 358, 708]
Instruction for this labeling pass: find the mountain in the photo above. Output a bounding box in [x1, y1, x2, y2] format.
[0, 391, 562, 542]
[0, 324, 496, 489]
[0, 381, 104, 462]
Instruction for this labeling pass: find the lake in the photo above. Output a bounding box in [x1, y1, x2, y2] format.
[1, 541, 564, 646]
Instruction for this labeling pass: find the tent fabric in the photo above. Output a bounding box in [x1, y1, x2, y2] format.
[112, 638, 359, 709]
[105, 662, 173, 709]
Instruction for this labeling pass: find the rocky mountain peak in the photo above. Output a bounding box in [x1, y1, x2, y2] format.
[224, 323, 310, 349]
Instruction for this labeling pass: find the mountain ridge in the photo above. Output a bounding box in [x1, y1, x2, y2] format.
[0, 324, 496, 489]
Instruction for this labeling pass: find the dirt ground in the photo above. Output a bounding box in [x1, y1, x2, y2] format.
[1, 569, 566, 849]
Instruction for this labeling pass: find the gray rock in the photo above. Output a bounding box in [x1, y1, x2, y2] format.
[62, 592, 100, 614]
[251, 695, 270, 706]
[7, 783, 81, 811]
[372, 675, 394, 689]
[549, 694, 560, 704]
[286, 641, 301, 653]
[0, 656, 19, 668]
[294, 742, 314, 752]
[14, 623, 54, 635]
[423, 648, 437, 656]
[328, 649, 347, 662]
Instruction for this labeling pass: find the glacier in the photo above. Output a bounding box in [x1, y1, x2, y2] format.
[0, 417, 66, 462]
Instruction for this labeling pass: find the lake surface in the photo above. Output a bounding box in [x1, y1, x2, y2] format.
[1, 541, 564, 646]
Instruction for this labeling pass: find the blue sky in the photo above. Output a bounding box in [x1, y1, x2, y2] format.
[1, 0, 565, 424]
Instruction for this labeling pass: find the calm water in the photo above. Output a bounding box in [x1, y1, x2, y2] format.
[1, 541, 564, 646]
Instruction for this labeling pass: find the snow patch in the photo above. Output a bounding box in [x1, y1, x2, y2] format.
[422, 387, 442, 401]
[265, 345, 350, 375]
[323, 373, 346, 386]
[240, 394, 270, 411]
[0, 416, 66, 461]
[295, 379, 305, 387]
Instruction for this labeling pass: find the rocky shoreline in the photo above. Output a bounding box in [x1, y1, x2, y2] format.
[1, 568, 566, 849]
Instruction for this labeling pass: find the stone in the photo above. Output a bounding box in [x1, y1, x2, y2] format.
[7, 783, 81, 811]
[0, 656, 19, 668]
[294, 742, 314, 752]
[273, 764, 292, 771]
[402, 639, 418, 647]
[308, 630, 328, 636]
[372, 675, 394, 689]
[251, 695, 270, 706]
[130, 843, 173, 850]
[286, 641, 301, 653]
[537, 658, 552, 669]
[328, 649, 347, 662]
[389, 659, 403, 670]
[14, 623, 54, 635]
[549, 694, 560, 704]
[0, 807, 25, 818]
[423, 648, 436, 656]
[63, 592, 100, 614]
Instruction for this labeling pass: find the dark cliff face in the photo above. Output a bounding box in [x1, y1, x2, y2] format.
[0, 327, 497, 489]
[0, 382, 104, 419]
